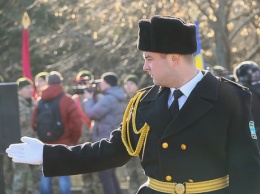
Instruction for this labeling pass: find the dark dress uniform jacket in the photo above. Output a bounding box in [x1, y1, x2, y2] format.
[43, 72, 260, 194]
[248, 84, 260, 147]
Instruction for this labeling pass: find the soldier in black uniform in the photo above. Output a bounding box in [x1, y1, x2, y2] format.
[233, 60, 260, 148]
[6, 15, 260, 194]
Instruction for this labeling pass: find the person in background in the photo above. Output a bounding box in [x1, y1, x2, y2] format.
[72, 70, 94, 129]
[6, 15, 260, 194]
[32, 71, 82, 194]
[124, 74, 140, 99]
[34, 71, 60, 194]
[210, 65, 229, 77]
[11, 77, 40, 194]
[72, 70, 104, 194]
[210, 65, 235, 81]
[84, 72, 125, 194]
[233, 60, 260, 148]
[123, 74, 147, 194]
[34, 72, 49, 99]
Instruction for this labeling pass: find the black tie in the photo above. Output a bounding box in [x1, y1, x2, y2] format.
[169, 89, 183, 118]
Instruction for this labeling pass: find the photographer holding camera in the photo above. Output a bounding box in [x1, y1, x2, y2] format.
[83, 72, 125, 194]
[71, 70, 104, 194]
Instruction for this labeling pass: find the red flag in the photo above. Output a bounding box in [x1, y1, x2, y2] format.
[22, 12, 32, 80]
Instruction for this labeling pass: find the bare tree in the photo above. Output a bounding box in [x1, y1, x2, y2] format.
[0, 0, 259, 87]
[185, 0, 260, 71]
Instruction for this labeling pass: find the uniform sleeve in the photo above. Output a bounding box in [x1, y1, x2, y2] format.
[42, 127, 131, 176]
[227, 90, 260, 193]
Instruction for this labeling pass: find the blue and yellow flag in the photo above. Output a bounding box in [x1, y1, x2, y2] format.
[194, 20, 206, 70]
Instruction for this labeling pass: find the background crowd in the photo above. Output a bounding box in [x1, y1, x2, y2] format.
[1, 69, 147, 194]
[1, 58, 260, 194]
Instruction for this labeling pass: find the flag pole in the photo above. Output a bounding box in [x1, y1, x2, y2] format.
[194, 20, 206, 70]
[22, 12, 33, 80]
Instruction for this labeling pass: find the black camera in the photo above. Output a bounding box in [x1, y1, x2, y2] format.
[72, 82, 98, 94]
[72, 72, 102, 95]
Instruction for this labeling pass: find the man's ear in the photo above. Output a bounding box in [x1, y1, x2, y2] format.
[171, 54, 180, 63]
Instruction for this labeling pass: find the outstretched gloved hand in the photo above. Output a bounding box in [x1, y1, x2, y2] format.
[6, 136, 44, 165]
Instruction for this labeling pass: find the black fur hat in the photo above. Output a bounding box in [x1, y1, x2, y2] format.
[137, 15, 197, 54]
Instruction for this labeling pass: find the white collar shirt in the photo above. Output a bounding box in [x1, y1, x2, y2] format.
[168, 71, 204, 109]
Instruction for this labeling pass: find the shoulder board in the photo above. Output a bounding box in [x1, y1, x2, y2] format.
[137, 85, 154, 92]
[219, 77, 249, 91]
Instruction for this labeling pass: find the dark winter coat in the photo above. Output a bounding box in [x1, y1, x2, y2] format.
[42, 72, 260, 194]
[247, 83, 260, 147]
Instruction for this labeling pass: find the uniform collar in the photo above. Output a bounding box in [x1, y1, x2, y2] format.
[169, 71, 203, 98]
[141, 71, 218, 102]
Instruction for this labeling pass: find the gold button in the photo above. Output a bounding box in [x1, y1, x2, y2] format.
[162, 142, 168, 149]
[181, 144, 186, 150]
[166, 175, 172, 181]
[188, 179, 194, 183]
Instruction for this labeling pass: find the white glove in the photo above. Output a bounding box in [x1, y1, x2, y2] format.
[6, 136, 44, 165]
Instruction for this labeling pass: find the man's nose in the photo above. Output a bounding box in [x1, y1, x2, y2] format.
[143, 61, 149, 71]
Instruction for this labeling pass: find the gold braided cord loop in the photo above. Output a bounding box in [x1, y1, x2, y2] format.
[121, 91, 150, 157]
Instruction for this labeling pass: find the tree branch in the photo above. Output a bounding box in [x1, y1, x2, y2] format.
[229, 10, 260, 41]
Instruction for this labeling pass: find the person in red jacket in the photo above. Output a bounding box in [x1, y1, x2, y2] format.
[32, 71, 82, 194]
